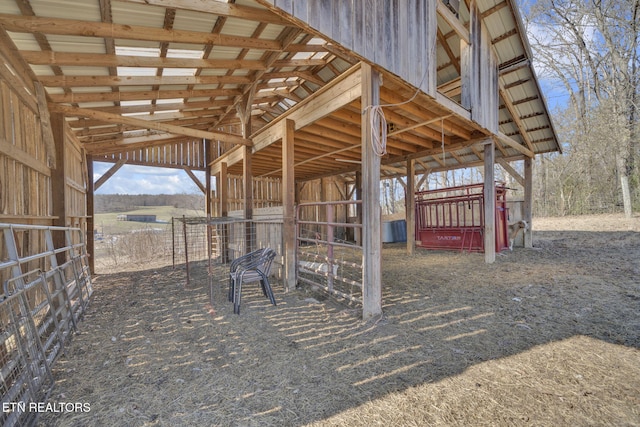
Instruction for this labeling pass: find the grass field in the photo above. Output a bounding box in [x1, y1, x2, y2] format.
[94, 205, 206, 235]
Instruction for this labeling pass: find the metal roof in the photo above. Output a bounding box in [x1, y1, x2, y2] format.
[0, 0, 560, 182]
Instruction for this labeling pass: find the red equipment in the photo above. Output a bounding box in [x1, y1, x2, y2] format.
[415, 183, 509, 252]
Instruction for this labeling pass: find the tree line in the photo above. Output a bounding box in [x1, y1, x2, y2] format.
[95, 194, 204, 213]
[524, 0, 639, 217]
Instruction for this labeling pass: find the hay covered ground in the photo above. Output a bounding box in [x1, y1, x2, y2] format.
[39, 214, 640, 426]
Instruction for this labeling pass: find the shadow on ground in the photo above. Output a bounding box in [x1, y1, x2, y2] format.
[38, 228, 640, 426]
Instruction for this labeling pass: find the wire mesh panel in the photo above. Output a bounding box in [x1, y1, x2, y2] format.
[296, 201, 363, 304]
[172, 217, 284, 301]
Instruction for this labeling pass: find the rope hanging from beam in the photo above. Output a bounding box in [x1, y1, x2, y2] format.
[363, 65, 432, 158]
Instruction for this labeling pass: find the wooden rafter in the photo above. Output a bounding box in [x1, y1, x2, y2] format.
[0, 14, 283, 50]
[499, 86, 535, 152]
[48, 88, 242, 104]
[20, 51, 266, 70]
[49, 104, 251, 146]
[119, 0, 291, 26]
[38, 75, 253, 88]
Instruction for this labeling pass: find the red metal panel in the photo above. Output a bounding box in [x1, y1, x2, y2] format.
[415, 183, 509, 253]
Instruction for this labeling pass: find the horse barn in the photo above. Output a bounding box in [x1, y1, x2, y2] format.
[0, 0, 574, 425]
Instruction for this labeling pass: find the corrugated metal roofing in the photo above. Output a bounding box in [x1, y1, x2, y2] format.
[0, 0, 559, 181]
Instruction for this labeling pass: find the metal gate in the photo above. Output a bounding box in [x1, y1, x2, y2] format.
[1, 224, 93, 427]
[296, 201, 363, 304]
[415, 183, 509, 252]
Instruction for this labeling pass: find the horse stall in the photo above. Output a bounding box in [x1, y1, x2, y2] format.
[415, 183, 510, 252]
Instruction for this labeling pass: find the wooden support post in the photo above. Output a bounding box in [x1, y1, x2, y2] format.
[50, 112, 67, 261]
[406, 159, 415, 255]
[355, 171, 362, 245]
[523, 157, 533, 248]
[238, 92, 254, 252]
[483, 139, 496, 263]
[205, 139, 213, 217]
[218, 162, 228, 217]
[218, 161, 228, 263]
[361, 63, 382, 319]
[282, 119, 296, 292]
[85, 154, 95, 274]
[243, 144, 253, 251]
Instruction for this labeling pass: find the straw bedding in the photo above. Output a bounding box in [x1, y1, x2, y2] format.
[38, 214, 640, 426]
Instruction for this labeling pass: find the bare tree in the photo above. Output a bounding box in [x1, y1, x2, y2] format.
[525, 0, 639, 217]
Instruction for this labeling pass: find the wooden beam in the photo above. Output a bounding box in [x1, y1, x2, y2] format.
[495, 132, 535, 158]
[499, 87, 535, 152]
[86, 153, 95, 274]
[34, 81, 56, 168]
[437, 28, 461, 74]
[282, 119, 296, 292]
[48, 105, 251, 146]
[218, 161, 228, 217]
[406, 159, 415, 256]
[387, 115, 454, 138]
[38, 75, 253, 88]
[252, 62, 362, 152]
[361, 63, 382, 319]
[0, 49, 38, 112]
[0, 14, 283, 51]
[241, 105, 253, 248]
[205, 139, 213, 216]
[381, 165, 406, 175]
[51, 113, 67, 255]
[21, 50, 266, 70]
[48, 87, 242, 104]
[436, 0, 470, 44]
[94, 159, 126, 190]
[483, 140, 496, 263]
[523, 157, 533, 248]
[210, 145, 244, 174]
[497, 158, 524, 187]
[83, 133, 188, 155]
[183, 167, 206, 194]
[0, 137, 50, 176]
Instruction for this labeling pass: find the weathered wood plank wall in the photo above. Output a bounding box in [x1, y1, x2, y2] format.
[0, 66, 51, 222]
[1, 40, 87, 231]
[211, 175, 284, 216]
[93, 139, 208, 170]
[461, 2, 499, 133]
[266, 0, 437, 97]
[65, 129, 88, 228]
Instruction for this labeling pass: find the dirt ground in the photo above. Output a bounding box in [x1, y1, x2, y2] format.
[38, 213, 640, 426]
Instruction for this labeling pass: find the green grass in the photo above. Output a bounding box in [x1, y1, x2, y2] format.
[94, 205, 206, 235]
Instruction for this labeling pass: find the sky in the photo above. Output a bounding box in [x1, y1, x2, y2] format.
[94, 162, 206, 195]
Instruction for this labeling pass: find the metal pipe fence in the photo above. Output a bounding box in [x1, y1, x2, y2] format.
[296, 201, 363, 304]
[171, 216, 284, 302]
[0, 223, 93, 427]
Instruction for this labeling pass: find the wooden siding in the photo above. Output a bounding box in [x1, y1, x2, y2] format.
[64, 130, 88, 228]
[212, 175, 284, 216]
[93, 140, 208, 171]
[0, 68, 51, 222]
[0, 44, 87, 229]
[461, 1, 499, 133]
[267, 0, 437, 97]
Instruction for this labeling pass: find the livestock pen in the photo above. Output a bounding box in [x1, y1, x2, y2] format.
[28, 215, 640, 427]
